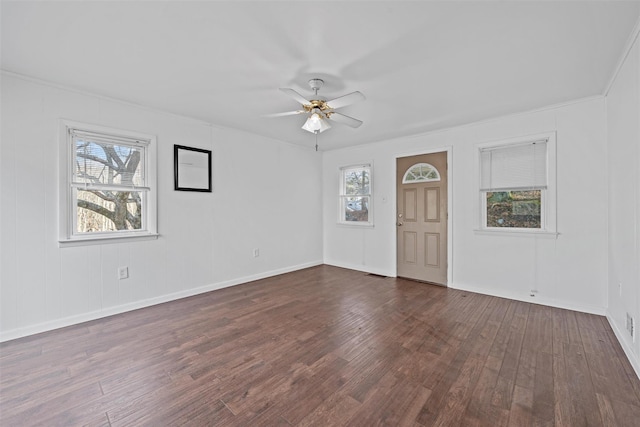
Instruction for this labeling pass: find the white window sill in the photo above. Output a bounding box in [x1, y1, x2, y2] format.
[474, 229, 559, 239]
[59, 233, 159, 247]
[337, 222, 375, 229]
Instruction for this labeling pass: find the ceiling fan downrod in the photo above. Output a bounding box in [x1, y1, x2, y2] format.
[308, 78, 324, 97]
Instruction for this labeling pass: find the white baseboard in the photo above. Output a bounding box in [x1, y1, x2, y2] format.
[448, 282, 607, 316]
[322, 265, 607, 316]
[323, 260, 396, 278]
[0, 260, 323, 343]
[606, 312, 640, 380]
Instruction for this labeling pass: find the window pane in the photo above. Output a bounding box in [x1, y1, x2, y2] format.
[75, 139, 144, 186]
[344, 196, 369, 222]
[344, 169, 370, 195]
[486, 190, 541, 228]
[77, 190, 142, 232]
[402, 163, 440, 184]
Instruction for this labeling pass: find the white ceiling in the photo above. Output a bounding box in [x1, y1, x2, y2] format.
[2, 1, 639, 151]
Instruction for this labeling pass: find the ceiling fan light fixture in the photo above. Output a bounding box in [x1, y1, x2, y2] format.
[302, 112, 330, 133]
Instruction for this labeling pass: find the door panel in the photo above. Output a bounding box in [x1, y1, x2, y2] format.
[403, 231, 417, 264]
[425, 188, 440, 222]
[397, 152, 448, 285]
[403, 188, 418, 222]
[425, 233, 439, 267]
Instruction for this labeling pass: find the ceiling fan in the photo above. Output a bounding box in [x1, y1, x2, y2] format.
[267, 78, 365, 134]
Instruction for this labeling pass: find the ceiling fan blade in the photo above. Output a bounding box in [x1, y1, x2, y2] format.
[264, 110, 305, 118]
[279, 88, 311, 106]
[326, 91, 366, 109]
[328, 112, 363, 128]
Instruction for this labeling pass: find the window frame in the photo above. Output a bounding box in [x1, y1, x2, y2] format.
[58, 120, 158, 247]
[476, 132, 557, 236]
[338, 163, 373, 227]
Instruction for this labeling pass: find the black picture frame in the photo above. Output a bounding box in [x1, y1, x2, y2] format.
[174, 145, 212, 192]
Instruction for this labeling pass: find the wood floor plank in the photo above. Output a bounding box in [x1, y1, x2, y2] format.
[430, 300, 506, 426]
[345, 369, 424, 426]
[490, 301, 531, 413]
[416, 293, 498, 425]
[507, 384, 534, 426]
[553, 342, 603, 426]
[297, 392, 361, 427]
[1, 265, 639, 426]
[0, 380, 104, 425]
[608, 396, 640, 427]
[580, 325, 640, 408]
[463, 355, 509, 427]
[596, 392, 620, 427]
[531, 351, 555, 426]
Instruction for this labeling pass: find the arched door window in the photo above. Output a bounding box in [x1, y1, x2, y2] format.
[402, 163, 440, 184]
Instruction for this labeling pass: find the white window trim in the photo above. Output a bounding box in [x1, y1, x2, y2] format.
[338, 163, 374, 227]
[58, 120, 158, 247]
[475, 132, 557, 237]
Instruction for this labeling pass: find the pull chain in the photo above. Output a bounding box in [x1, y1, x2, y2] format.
[315, 130, 318, 152]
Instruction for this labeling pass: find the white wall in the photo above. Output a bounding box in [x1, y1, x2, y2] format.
[0, 73, 323, 341]
[606, 33, 640, 377]
[323, 97, 608, 315]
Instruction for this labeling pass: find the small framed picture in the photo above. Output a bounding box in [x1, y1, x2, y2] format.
[174, 145, 212, 192]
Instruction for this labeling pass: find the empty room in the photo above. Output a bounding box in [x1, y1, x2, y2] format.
[1, 1, 640, 425]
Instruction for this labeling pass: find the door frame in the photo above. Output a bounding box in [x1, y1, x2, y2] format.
[393, 146, 453, 286]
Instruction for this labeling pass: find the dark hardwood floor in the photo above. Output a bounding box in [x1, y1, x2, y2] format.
[1, 265, 640, 426]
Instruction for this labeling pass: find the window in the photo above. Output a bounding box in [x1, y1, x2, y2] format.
[59, 121, 157, 245]
[479, 133, 556, 233]
[402, 163, 440, 183]
[339, 164, 372, 225]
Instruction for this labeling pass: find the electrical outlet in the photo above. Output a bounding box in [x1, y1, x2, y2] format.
[253, 248, 259, 258]
[118, 266, 129, 280]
